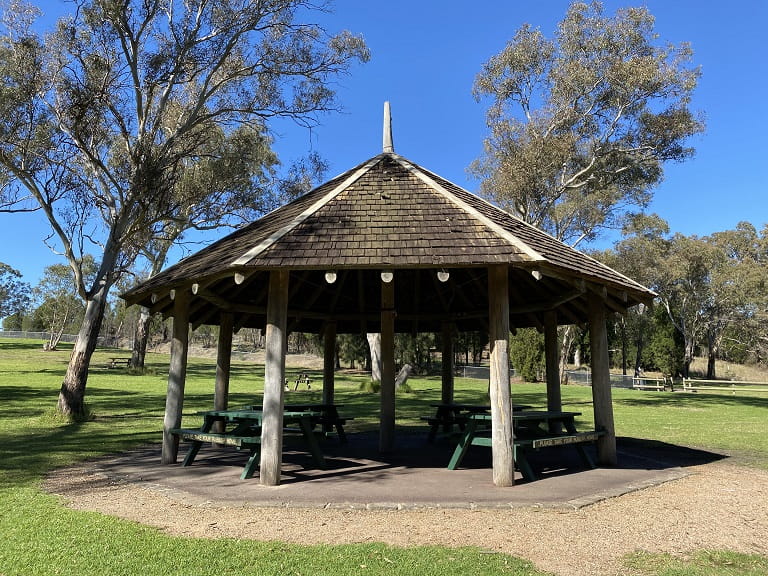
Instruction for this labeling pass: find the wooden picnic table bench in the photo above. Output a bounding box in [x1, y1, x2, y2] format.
[423, 403, 532, 442]
[284, 373, 312, 391]
[284, 403, 352, 443]
[106, 357, 131, 368]
[447, 411, 604, 481]
[170, 408, 326, 480]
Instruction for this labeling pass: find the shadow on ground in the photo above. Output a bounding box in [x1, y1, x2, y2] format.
[75, 432, 726, 510]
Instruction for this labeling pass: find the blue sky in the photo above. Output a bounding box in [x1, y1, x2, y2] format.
[2, 0, 767, 287]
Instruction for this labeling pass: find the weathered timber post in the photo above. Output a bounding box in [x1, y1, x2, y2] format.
[441, 322, 455, 405]
[488, 265, 514, 486]
[322, 321, 337, 435]
[588, 292, 617, 465]
[260, 270, 289, 485]
[161, 288, 190, 464]
[322, 321, 337, 407]
[544, 310, 562, 432]
[213, 312, 234, 435]
[379, 275, 396, 452]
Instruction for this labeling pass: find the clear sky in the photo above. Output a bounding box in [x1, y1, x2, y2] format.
[2, 0, 766, 288]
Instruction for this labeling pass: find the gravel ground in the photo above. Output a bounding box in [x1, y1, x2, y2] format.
[45, 460, 768, 576]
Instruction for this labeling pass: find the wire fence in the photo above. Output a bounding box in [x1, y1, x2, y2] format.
[0, 330, 116, 347]
[462, 364, 635, 388]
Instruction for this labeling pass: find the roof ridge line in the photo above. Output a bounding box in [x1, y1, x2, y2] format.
[390, 154, 546, 263]
[231, 155, 384, 267]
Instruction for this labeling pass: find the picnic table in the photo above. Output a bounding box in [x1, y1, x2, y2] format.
[170, 408, 326, 480]
[447, 410, 604, 481]
[107, 357, 131, 368]
[422, 403, 532, 442]
[284, 403, 352, 443]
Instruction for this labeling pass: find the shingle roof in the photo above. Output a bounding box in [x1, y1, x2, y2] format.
[122, 151, 654, 332]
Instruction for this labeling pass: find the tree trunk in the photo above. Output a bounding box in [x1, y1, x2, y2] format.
[367, 332, 382, 382]
[57, 286, 110, 417]
[131, 306, 151, 368]
[683, 340, 695, 378]
[558, 325, 576, 383]
[620, 318, 628, 376]
[707, 335, 718, 380]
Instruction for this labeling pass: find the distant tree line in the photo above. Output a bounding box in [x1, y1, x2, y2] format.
[5, 215, 766, 382]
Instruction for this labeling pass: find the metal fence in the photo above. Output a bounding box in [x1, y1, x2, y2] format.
[462, 365, 518, 380]
[462, 363, 635, 388]
[0, 330, 112, 347]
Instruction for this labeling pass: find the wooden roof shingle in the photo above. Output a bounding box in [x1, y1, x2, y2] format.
[122, 151, 654, 332]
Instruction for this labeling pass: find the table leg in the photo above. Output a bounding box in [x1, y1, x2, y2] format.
[181, 415, 217, 466]
[513, 445, 537, 481]
[447, 419, 478, 470]
[241, 446, 261, 480]
[298, 416, 326, 468]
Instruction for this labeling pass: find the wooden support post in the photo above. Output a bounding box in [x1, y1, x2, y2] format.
[588, 292, 617, 466]
[260, 270, 289, 486]
[379, 277, 396, 452]
[322, 321, 337, 406]
[161, 288, 190, 464]
[544, 310, 562, 425]
[213, 312, 234, 434]
[441, 322, 455, 404]
[488, 265, 514, 486]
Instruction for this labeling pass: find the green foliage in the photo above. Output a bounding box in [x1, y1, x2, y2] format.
[395, 333, 436, 373]
[509, 328, 545, 382]
[338, 333, 369, 369]
[0, 261, 31, 318]
[472, 2, 703, 245]
[648, 306, 686, 377]
[359, 380, 381, 393]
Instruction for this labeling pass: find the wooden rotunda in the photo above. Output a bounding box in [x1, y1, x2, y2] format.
[122, 103, 654, 487]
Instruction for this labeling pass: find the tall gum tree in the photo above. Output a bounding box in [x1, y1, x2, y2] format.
[0, 0, 368, 417]
[472, 1, 703, 246]
[471, 1, 703, 375]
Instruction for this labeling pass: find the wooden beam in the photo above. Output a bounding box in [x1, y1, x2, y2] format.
[213, 312, 234, 435]
[588, 292, 617, 466]
[379, 276, 396, 452]
[161, 288, 190, 464]
[488, 265, 514, 486]
[544, 310, 562, 429]
[260, 270, 289, 486]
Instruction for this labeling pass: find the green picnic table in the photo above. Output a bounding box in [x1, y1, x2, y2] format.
[447, 410, 604, 481]
[170, 408, 326, 480]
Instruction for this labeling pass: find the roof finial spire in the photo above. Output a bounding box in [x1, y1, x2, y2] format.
[383, 101, 394, 153]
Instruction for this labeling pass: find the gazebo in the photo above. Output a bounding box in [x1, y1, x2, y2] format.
[122, 103, 654, 487]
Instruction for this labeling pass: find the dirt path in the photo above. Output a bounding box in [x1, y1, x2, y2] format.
[45, 460, 768, 575]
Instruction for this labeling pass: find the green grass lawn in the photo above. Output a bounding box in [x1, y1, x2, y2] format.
[1, 338, 767, 575]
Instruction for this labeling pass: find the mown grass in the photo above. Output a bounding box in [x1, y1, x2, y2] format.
[1, 338, 767, 575]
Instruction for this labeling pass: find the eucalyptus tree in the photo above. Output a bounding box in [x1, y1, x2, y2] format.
[32, 261, 94, 351]
[0, 262, 30, 319]
[472, 1, 703, 246]
[704, 223, 768, 377]
[0, 0, 368, 417]
[596, 214, 670, 375]
[472, 1, 702, 378]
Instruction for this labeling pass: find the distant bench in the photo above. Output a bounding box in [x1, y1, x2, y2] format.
[107, 357, 131, 368]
